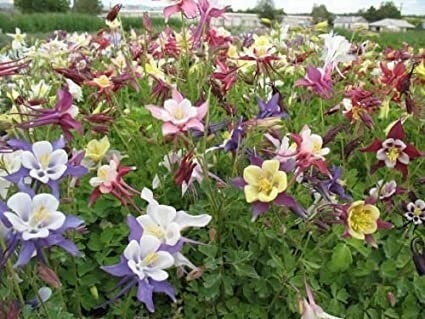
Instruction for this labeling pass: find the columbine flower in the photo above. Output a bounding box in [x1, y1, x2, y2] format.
[0, 59, 29, 77]
[338, 200, 392, 247]
[0, 192, 82, 267]
[362, 120, 422, 179]
[404, 199, 425, 225]
[163, 0, 198, 22]
[89, 155, 137, 206]
[295, 65, 333, 99]
[7, 28, 26, 50]
[369, 180, 401, 201]
[233, 156, 307, 220]
[84, 136, 110, 165]
[139, 187, 211, 247]
[300, 282, 342, 319]
[102, 234, 175, 312]
[6, 137, 87, 198]
[320, 32, 355, 73]
[146, 89, 208, 136]
[256, 93, 289, 120]
[18, 88, 82, 141]
[0, 151, 23, 199]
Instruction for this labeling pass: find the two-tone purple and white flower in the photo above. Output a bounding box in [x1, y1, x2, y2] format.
[5, 137, 87, 198]
[0, 192, 83, 267]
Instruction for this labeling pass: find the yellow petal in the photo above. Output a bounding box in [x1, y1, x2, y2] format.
[348, 227, 365, 240]
[364, 204, 380, 220]
[258, 188, 278, 203]
[244, 185, 259, 203]
[362, 222, 378, 235]
[243, 165, 263, 185]
[273, 171, 288, 193]
[261, 160, 280, 176]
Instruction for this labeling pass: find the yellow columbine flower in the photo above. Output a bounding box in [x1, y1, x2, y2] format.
[415, 62, 425, 81]
[243, 160, 287, 203]
[93, 75, 112, 89]
[85, 136, 110, 162]
[347, 201, 380, 240]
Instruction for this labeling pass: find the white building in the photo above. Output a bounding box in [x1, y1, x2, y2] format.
[211, 13, 262, 30]
[282, 15, 312, 28]
[369, 18, 415, 32]
[334, 16, 369, 30]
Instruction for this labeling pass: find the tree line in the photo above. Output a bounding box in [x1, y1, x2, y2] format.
[13, 0, 103, 14]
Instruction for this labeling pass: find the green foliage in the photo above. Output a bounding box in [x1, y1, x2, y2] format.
[14, 0, 70, 13]
[361, 1, 401, 22]
[73, 0, 102, 15]
[0, 13, 182, 34]
[311, 4, 333, 24]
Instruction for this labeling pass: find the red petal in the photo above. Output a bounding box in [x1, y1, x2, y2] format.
[377, 219, 393, 230]
[404, 144, 422, 159]
[361, 139, 382, 153]
[387, 120, 405, 140]
[395, 162, 408, 180]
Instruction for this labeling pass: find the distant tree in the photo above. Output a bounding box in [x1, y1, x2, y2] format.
[311, 4, 332, 24]
[256, 0, 276, 20]
[14, 0, 70, 13]
[361, 1, 401, 22]
[73, 0, 102, 15]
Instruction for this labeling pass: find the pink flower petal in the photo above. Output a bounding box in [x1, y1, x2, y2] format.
[162, 122, 181, 136]
[196, 102, 208, 120]
[146, 105, 172, 122]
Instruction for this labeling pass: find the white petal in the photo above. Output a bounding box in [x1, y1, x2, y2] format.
[44, 211, 66, 230]
[32, 194, 59, 213]
[32, 141, 53, 162]
[376, 149, 387, 161]
[398, 152, 409, 165]
[38, 287, 52, 303]
[46, 165, 67, 181]
[165, 222, 181, 246]
[124, 240, 143, 262]
[21, 152, 40, 170]
[149, 251, 174, 270]
[138, 235, 161, 257]
[148, 204, 176, 229]
[23, 228, 49, 240]
[49, 149, 68, 167]
[175, 211, 212, 230]
[4, 212, 28, 232]
[173, 252, 196, 269]
[7, 192, 32, 220]
[141, 187, 158, 205]
[145, 268, 169, 281]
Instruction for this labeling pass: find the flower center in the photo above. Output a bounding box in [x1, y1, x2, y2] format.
[258, 177, 273, 194]
[349, 208, 374, 233]
[386, 146, 400, 162]
[352, 106, 361, 121]
[141, 252, 159, 267]
[173, 106, 185, 120]
[39, 153, 50, 169]
[94, 75, 111, 88]
[145, 225, 166, 240]
[30, 206, 48, 227]
[414, 207, 423, 216]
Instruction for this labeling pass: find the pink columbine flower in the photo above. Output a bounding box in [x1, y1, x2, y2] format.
[362, 120, 422, 179]
[295, 65, 333, 99]
[163, 0, 198, 22]
[146, 89, 208, 136]
[89, 155, 137, 206]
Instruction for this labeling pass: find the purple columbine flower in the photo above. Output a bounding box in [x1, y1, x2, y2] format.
[0, 192, 83, 268]
[101, 232, 176, 313]
[5, 137, 87, 198]
[18, 88, 83, 141]
[256, 93, 289, 119]
[318, 166, 351, 201]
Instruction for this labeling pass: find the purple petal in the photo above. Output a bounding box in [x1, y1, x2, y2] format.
[274, 193, 308, 219]
[65, 165, 88, 178]
[102, 257, 133, 277]
[7, 139, 31, 151]
[127, 215, 143, 241]
[56, 239, 81, 256]
[137, 280, 155, 313]
[250, 154, 263, 166]
[52, 136, 66, 150]
[17, 179, 35, 197]
[159, 240, 184, 254]
[231, 177, 246, 189]
[252, 201, 269, 219]
[5, 168, 28, 184]
[152, 280, 176, 302]
[47, 181, 60, 199]
[59, 215, 84, 232]
[15, 241, 36, 267]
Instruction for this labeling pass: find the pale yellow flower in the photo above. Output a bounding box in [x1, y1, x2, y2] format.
[85, 137, 110, 162]
[347, 201, 380, 240]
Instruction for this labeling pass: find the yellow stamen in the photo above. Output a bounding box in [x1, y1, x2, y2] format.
[30, 206, 48, 226]
[386, 146, 400, 162]
[258, 178, 273, 194]
[39, 154, 50, 169]
[142, 252, 159, 265]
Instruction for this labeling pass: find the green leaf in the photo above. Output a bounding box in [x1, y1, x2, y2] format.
[233, 263, 260, 279]
[329, 243, 352, 272]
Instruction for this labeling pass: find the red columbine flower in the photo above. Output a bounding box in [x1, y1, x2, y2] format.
[362, 120, 422, 179]
[295, 65, 333, 99]
[0, 59, 29, 77]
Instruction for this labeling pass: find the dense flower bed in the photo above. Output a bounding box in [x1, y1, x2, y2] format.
[0, 2, 425, 318]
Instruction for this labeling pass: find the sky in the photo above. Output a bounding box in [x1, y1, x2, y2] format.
[101, 0, 425, 15]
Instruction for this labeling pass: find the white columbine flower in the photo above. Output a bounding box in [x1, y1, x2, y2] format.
[21, 141, 68, 184]
[0, 150, 23, 199]
[124, 235, 174, 281]
[376, 138, 409, 168]
[4, 193, 65, 240]
[320, 32, 355, 73]
[404, 200, 425, 225]
[139, 188, 212, 246]
[66, 79, 83, 102]
[369, 180, 397, 200]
